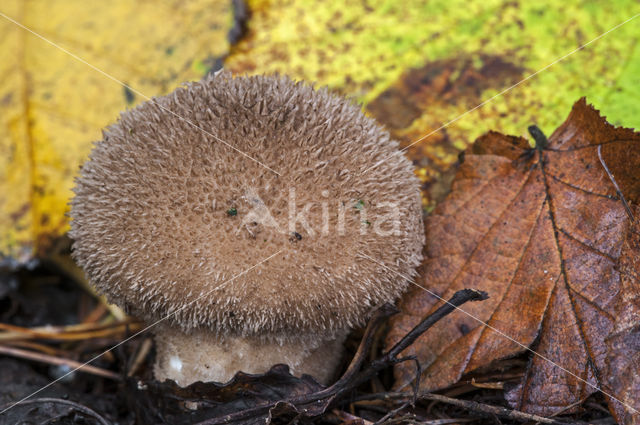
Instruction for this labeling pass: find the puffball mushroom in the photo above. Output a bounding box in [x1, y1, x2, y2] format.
[70, 72, 424, 386]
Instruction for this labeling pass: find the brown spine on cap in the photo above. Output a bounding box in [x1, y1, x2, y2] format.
[70, 72, 424, 342]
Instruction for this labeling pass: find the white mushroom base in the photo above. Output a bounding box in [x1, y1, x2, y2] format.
[153, 324, 347, 386]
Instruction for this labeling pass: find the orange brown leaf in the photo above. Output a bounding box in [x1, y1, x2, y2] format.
[602, 205, 640, 424]
[386, 98, 640, 417]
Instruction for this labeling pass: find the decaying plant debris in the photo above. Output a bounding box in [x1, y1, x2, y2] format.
[0, 261, 617, 424]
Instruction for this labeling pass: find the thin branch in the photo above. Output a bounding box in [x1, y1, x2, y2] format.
[597, 144, 634, 221]
[416, 393, 558, 424]
[0, 397, 111, 425]
[352, 391, 571, 425]
[0, 345, 121, 380]
[387, 289, 488, 360]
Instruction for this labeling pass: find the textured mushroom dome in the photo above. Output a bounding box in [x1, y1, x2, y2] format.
[70, 73, 424, 339]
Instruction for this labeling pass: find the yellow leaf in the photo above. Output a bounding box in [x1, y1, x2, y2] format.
[0, 0, 232, 261]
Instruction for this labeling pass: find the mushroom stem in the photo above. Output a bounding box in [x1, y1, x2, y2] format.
[153, 323, 347, 386]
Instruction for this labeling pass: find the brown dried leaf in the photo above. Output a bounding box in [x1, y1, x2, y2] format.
[386, 98, 640, 417]
[603, 205, 640, 424]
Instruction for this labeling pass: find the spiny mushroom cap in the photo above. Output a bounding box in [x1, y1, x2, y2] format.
[70, 73, 424, 340]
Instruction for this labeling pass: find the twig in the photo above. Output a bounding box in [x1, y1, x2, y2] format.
[376, 413, 419, 425]
[418, 393, 559, 424]
[350, 289, 488, 392]
[373, 401, 411, 425]
[0, 320, 142, 341]
[0, 320, 142, 340]
[0, 397, 111, 425]
[387, 290, 488, 359]
[385, 416, 472, 425]
[127, 337, 153, 377]
[2, 340, 69, 356]
[597, 144, 634, 221]
[330, 409, 373, 425]
[353, 392, 562, 424]
[307, 303, 401, 400]
[81, 302, 109, 324]
[0, 345, 121, 380]
[548, 396, 589, 418]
